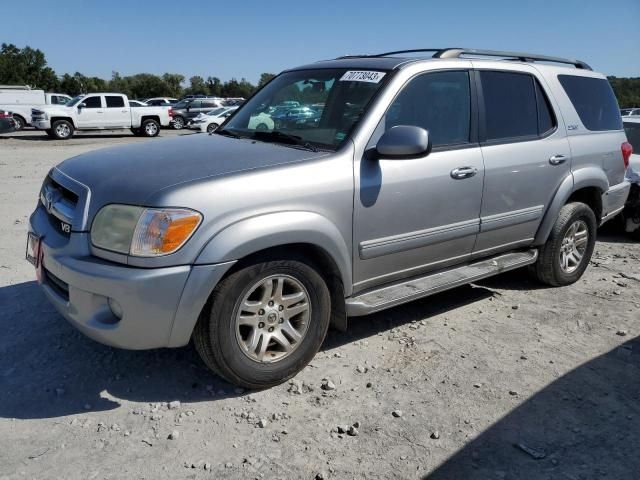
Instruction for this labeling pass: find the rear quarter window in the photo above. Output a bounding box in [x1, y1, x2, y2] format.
[558, 75, 622, 131]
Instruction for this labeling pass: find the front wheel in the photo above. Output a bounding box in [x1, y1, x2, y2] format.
[206, 123, 219, 134]
[193, 259, 331, 389]
[141, 119, 160, 137]
[50, 120, 74, 140]
[530, 202, 597, 286]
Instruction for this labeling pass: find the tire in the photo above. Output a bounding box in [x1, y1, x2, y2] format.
[131, 128, 141, 136]
[256, 122, 269, 131]
[172, 116, 185, 130]
[206, 123, 219, 134]
[141, 119, 160, 137]
[529, 202, 597, 286]
[193, 258, 331, 389]
[12, 115, 26, 131]
[45, 129, 56, 138]
[50, 119, 74, 140]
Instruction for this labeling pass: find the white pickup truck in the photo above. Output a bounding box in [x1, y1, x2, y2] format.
[31, 93, 173, 139]
[0, 85, 72, 130]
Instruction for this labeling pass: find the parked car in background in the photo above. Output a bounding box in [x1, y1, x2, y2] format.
[622, 117, 640, 234]
[31, 93, 173, 139]
[145, 97, 177, 106]
[621, 108, 640, 116]
[0, 109, 16, 134]
[271, 106, 320, 129]
[0, 85, 72, 130]
[223, 97, 246, 106]
[171, 98, 225, 129]
[191, 106, 238, 133]
[128, 99, 148, 107]
[27, 48, 630, 389]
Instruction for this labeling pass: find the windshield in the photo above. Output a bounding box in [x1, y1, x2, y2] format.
[66, 95, 85, 107]
[219, 68, 389, 150]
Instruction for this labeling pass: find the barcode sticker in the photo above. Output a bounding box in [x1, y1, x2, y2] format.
[339, 71, 386, 83]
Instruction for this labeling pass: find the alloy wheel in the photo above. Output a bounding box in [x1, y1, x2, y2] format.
[559, 219, 588, 273]
[234, 275, 311, 363]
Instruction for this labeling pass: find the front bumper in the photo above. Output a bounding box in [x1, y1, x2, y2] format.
[29, 204, 233, 349]
[32, 119, 51, 130]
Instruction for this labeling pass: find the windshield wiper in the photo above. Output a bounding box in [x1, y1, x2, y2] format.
[251, 130, 318, 152]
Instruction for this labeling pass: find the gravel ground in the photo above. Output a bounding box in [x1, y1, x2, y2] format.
[1, 129, 639, 480]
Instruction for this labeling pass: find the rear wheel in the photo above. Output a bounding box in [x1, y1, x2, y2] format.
[12, 115, 26, 131]
[172, 116, 185, 130]
[141, 119, 160, 137]
[193, 258, 331, 389]
[530, 202, 597, 286]
[206, 123, 219, 134]
[50, 120, 74, 140]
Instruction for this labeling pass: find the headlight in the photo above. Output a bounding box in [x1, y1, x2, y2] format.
[91, 205, 202, 257]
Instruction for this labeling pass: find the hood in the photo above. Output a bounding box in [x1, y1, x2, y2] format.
[57, 133, 329, 222]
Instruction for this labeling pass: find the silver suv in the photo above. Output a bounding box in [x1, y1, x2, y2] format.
[27, 48, 632, 388]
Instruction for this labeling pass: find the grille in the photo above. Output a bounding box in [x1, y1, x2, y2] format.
[40, 176, 78, 237]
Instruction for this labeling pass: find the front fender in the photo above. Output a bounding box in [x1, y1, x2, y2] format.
[195, 211, 353, 295]
[533, 167, 608, 245]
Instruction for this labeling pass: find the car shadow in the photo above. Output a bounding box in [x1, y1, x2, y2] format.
[0, 280, 491, 420]
[426, 334, 640, 479]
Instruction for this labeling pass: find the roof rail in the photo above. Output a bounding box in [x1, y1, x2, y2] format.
[342, 48, 591, 70]
[433, 48, 592, 70]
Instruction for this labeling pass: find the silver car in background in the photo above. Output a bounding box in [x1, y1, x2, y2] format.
[28, 48, 631, 388]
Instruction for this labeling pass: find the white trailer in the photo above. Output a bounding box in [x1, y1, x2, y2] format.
[0, 85, 72, 130]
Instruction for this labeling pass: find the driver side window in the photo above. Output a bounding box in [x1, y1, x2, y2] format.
[83, 96, 102, 108]
[375, 71, 472, 148]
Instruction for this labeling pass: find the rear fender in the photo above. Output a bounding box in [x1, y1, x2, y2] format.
[534, 168, 608, 245]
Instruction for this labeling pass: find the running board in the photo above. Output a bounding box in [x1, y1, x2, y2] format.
[346, 250, 538, 316]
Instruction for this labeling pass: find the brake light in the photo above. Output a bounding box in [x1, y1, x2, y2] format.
[168, 108, 174, 118]
[622, 142, 633, 169]
[0, 111, 11, 119]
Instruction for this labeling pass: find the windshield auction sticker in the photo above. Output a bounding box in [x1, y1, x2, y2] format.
[340, 71, 386, 83]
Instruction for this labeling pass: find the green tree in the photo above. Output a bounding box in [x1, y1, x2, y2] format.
[206, 76, 222, 96]
[258, 72, 276, 87]
[0, 43, 59, 90]
[186, 75, 207, 96]
[162, 73, 184, 98]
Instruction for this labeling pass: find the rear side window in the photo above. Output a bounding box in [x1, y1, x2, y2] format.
[383, 70, 471, 147]
[624, 122, 640, 152]
[558, 75, 622, 131]
[105, 96, 125, 108]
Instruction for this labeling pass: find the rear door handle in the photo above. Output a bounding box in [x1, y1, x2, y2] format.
[549, 154, 567, 165]
[451, 166, 478, 179]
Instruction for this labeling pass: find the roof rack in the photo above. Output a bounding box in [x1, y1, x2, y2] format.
[337, 48, 592, 70]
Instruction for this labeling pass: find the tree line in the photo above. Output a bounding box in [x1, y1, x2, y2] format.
[0, 43, 276, 99]
[1, 43, 639, 105]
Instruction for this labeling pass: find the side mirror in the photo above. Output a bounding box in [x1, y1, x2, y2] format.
[376, 126, 431, 158]
[78, 103, 87, 110]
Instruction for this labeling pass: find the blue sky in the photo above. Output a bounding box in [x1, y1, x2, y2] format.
[5, 0, 640, 83]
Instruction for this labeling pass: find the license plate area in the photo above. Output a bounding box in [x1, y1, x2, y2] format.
[26, 232, 41, 267]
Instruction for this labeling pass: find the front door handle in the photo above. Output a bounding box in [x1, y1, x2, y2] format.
[451, 166, 478, 179]
[549, 154, 567, 165]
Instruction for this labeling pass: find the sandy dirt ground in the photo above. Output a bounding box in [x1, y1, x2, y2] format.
[1, 128, 639, 480]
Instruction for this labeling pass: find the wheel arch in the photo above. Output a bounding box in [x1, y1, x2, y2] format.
[140, 115, 160, 124]
[534, 169, 607, 245]
[50, 116, 76, 128]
